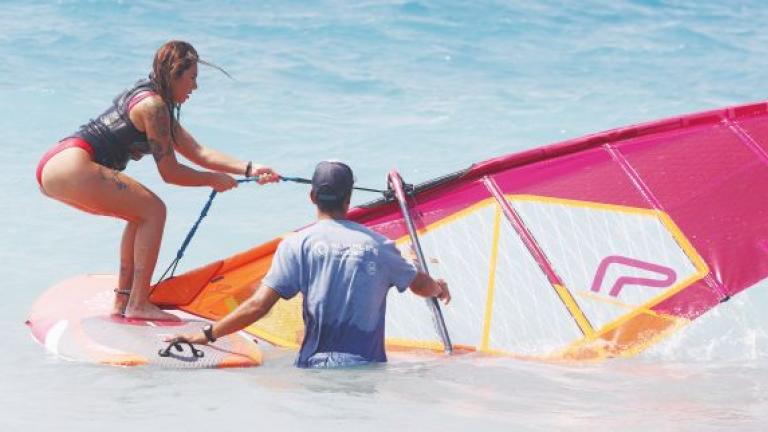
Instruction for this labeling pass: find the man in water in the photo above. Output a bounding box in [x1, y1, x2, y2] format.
[170, 161, 450, 368]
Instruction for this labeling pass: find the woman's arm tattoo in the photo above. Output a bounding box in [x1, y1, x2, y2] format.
[149, 139, 166, 162]
[149, 104, 172, 162]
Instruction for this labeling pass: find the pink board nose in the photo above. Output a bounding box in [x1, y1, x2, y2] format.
[27, 274, 262, 368]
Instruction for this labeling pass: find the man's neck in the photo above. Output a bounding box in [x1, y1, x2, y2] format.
[317, 210, 347, 221]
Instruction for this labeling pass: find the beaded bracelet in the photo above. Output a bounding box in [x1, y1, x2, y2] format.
[245, 161, 253, 177]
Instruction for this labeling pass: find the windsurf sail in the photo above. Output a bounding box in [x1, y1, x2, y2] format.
[151, 100, 768, 360]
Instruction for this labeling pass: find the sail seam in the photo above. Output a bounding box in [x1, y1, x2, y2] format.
[725, 119, 768, 166]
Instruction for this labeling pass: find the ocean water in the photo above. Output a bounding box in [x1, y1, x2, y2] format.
[2, 1, 768, 430]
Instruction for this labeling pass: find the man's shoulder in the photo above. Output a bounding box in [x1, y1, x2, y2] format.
[304, 219, 377, 237]
[339, 220, 392, 244]
[287, 220, 392, 250]
[277, 221, 344, 249]
[275, 230, 308, 254]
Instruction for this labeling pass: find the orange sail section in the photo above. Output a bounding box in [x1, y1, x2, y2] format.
[150, 237, 305, 348]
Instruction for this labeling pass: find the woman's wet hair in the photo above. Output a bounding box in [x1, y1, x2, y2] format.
[150, 40, 231, 141]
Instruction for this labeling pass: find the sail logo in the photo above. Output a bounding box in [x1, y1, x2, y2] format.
[590, 255, 677, 297]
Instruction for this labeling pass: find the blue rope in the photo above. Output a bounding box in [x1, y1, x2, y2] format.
[280, 175, 386, 193]
[156, 178, 255, 283]
[278, 175, 312, 185]
[155, 175, 386, 283]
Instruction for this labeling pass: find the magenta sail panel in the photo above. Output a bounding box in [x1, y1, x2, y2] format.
[347, 101, 768, 359]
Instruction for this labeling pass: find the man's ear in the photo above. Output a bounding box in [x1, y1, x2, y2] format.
[342, 193, 352, 211]
[310, 190, 318, 204]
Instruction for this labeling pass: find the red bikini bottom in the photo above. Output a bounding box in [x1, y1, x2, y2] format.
[36, 137, 95, 186]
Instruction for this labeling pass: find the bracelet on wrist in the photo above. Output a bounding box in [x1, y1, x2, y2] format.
[245, 161, 253, 178]
[202, 324, 217, 343]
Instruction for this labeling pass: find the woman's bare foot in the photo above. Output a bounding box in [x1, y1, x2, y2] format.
[124, 303, 180, 321]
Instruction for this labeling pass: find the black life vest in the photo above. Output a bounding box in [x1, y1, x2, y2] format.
[75, 79, 160, 171]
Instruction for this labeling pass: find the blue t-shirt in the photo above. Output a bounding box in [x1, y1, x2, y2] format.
[262, 219, 417, 368]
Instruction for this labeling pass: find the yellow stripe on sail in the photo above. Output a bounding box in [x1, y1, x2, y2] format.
[552, 284, 595, 337]
[480, 205, 502, 352]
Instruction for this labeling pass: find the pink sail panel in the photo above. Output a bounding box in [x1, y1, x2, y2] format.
[346, 101, 768, 358]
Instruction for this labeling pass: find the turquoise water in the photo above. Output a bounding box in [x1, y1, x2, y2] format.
[3, 1, 768, 430]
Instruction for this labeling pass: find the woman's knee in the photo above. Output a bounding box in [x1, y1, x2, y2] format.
[151, 198, 167, 223]
[136, 197, 167, 225]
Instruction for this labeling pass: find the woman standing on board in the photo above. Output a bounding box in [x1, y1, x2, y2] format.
[36, 40, 278, 321]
